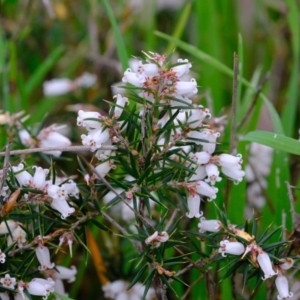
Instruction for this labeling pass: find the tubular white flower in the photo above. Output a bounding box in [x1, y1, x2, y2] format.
[19, 129, 35, 147]
[175, 78, 198, 97]
[190, 151, 211, 165]
[53, 278, 67, 298]
[0, 293, 9, 300]
[32, 278, 55, 291]
[189, 166, 207, 181]
[187, 107, 211, 129]
[47, 184, 67, 201]
[0, 250, 6, 263]
[7, 225, 27, 248]
[205, 163, 222, 185]
[218, 240, 245, 257]
[112, 94, 129, 118]
[186, 193, 203, 218]
[81, 127, 110, 152]
[257, 251, 278, 280]
[217, 154, 243, 168]
[221, 166, 245, 183]
[26, 280, 51, 299]
[32, 166, 49, 190]
[0, 220, 18, 235]
[77, 110, 102, 130]
[171, 59, 192, 77]
[61, 180, 79, 198]
[38, 127, 71, 156]
[0, 274, 16, 289]
[43, 78, 74, 96]
[50, 198, 75, 219]
[195, 181, 218, 201]
[55, 265, 77, 283]
[278, 258, 294, 270]
[198, 217, 222, 233]
[122, 68, 144, 87]
[95, 161, 114, 178]
[187, 130, 220, 154]
[36, 245, 55, 270]
[136, 61, 159, 77]
[74, 72, 97, 88]
[275, 274, 293, 300]
[12, 164, 32, 186]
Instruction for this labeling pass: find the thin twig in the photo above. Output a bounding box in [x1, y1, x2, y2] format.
[0, 143, 11, 192]
[101, 211, 140, 250]
[236, 73, 270, 131]
[0, 145, 116, 157]
[225, 53, 239, 208]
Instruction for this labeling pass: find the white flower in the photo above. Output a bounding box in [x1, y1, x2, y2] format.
[0, 220, 18, 235]
[0, 293, 9, 300]
[187, 130, 220, 154]
[74, 72, 97, 88]
[221, 166, 245, 183]
[275, 274, 293, 299]
[175, 78, 198, 97]
[37, 126, 71, 156]
[43, 78, 74, 96]
[53, 278, 67, 299]
[7, 225, 27, 248]
[50, 197, 75, 219]
[26, 279, 52, 299]
[0, 274, 16, 289]
[186, 193, 202, 218]
[54, 265, 77, 283]
[217, 153, 243, 168]
[257, 251, 278, 280]
[136, 61, 159, 77]
[31, 166, 49, 190]
[77, 110, 102, 130]
[171, 59, 191, 77]
[187, 107, 211, 129]
[81, 127, 110, 152]
[95, 161, 114, 178]
[218, 240, 245, 257]
[0, 250, 6, 263]
[112, 94, 129, 118]
[198, 217, 222, 233]
[195, 181, 218, 201]
[35, 245, 55, 270]
[189, 151, 211, 165]
[12, 163, 32, 186]
[189, 166, 206, 181]
[32, 278, 55, 292]
[145, 231, 169, 247]
[18, 129, 35, 147]
[122, 68, 144, 87]
[205, 164, 222, 185]
[278, 258, 294, 270]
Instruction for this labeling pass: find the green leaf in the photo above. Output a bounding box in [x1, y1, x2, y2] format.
[25, 46, 64, 97]
[127, 264, 148, 290]
[52, 292, 75, 300]
[241, 131, 300, 155]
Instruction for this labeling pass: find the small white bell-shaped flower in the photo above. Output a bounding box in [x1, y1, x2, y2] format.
[198, 217, 222, 233]
[77, 110, 102, 130]
[221, 166, 245, 184]
[186, 193, 203, 218]
[257, 250, 278, 280]
[217, 153, 243, 168]
[50, 197, 75, 219]
[190, 151, 211, 165]
[7, 225, 27, 248]
[112, 94, 129, 118]
[81, 127, 110, 152]
[205, 164, 222, 185]
[32, 166, 49, 190]
[122, 68, 144, 87]
[12, 164, 32, 186]
[218, 240, 245, 257]
[0, 250, 6, 263]
[26, 279, 51, 299]
[171, 58, 192, 77]
[0, 274, 16, 289]
[275, 273, 293, 299]
[175, 78, 198, 97]
[195, 181, 218, 201]
[55, 265, 77, 283]
[189, 166, 207, 182]
[35, 245, 55, 270]
[43, 78, 74, 96]
[0, 220, 18, 235]
[95, 160, 114, 178]
[136, 61, 159, 77]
